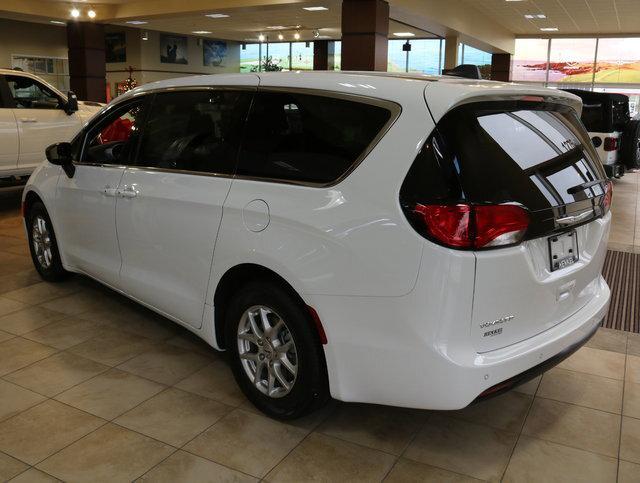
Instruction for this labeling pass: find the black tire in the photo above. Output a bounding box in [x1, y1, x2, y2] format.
[225, 280, 329, 420]
[26, 202, 70, 282]
[622, 120, 640, 170]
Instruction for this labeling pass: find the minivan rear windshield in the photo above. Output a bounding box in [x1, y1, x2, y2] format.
[401, 100, 607, 215]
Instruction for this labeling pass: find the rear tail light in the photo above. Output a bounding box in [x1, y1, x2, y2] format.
[412, 203, 530, 250]
[603, 181, 613, 214]
[604, 137, 618, 151]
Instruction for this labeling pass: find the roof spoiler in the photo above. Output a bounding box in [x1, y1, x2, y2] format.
[442, 64, 482, 80]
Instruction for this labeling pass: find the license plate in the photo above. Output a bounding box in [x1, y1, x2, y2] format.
[549, 231, 579, 272]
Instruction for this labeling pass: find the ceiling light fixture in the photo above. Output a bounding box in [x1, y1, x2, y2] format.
[303, 6, 328, 11]
[278, 33, 284, 40]
[294, 31, 301, 40]
[142, 31, 149, 40]
[393, 32, 415, 37]
[258, 34, 266, 42]
[70, 8, 80, 18]
[267, 25, 287, 30]
[192, 30, 212, 34]
[126, 20, 148, 25]
[540, 27, 559, 31]
[525, 14, 546, 19]
[50, 20, 66, 25]
[205, 13, 230, 18]
[87, 9, 96, 19]
[313, 29, 320, 38]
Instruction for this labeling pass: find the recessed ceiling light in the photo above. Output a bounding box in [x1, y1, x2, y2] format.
[294, 32, 301, 40]
[87, 9, 96, 19]
[540, 27, 559, 31]
[192, 30, 211, 34]
[126, 20, 148, 24]
[525, 14, 546, 19]
[70, 8, 80, 18]
[205, 13, 230, 18]
[303, 6, 328, 11]
[393, 32, 415, 37]
[50, 20, 66, 25]
[266, 26, 287, 29]
[278, 33, 284, 40]
[258, 34, 266, 42]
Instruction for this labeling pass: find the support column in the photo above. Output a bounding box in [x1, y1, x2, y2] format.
[314, 40, 329, 70]
[341, 0, 389, 71]
[444, 35, 460, 70]
[67, 22, 106, 102]
[491, 53, 512, 82]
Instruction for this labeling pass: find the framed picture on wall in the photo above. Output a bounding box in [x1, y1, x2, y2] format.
[160, 34, 188, 64]
[203, 40, 227, 67]
[105, 32, 126, 63]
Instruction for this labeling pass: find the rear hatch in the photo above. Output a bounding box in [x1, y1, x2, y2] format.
[400, 96, 611, 352]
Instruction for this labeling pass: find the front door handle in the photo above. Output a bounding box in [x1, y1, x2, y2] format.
[20, 118, 38, 123]
[103, 186, 118, 197]
[119, 185, 138, 198]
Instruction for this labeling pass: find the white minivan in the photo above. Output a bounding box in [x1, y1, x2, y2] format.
[22, 72, 611, 419]
[0, 69, 101, 179]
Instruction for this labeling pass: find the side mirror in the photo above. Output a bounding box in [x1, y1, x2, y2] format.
[46, 142, 75, 178]
[65, 91, 79, 115]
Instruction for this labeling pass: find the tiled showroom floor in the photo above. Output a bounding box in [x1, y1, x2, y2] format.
[0, 178, 639, 483]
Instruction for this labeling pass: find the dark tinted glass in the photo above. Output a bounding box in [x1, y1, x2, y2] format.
[237, 91, 392, 184]
[82, 99, 147, 165]
[5, 75, 62, 110]
[400, 101, 608, 238]
[136, 90, 252, 174]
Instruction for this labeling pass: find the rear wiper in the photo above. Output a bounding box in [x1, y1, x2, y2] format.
[567, 180, 603, 195]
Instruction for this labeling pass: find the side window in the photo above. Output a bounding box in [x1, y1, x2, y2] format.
[5, 75, 62, 110]
[82, 100, 147, 165]
[135, 90, 253, 174]
[237, 91, 393, 184]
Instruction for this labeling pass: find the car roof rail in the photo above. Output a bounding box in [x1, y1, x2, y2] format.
[442, 64, 482, 80]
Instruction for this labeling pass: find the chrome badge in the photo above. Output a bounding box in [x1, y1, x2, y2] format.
[480, 315, 515, 330]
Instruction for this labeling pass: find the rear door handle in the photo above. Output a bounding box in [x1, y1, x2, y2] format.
[103, 186, 118, 197]
[119, 186, 138, 198]
[19, 118, 38, 123]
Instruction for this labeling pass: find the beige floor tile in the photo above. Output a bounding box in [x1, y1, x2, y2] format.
[265, 432, 395, 483]
[81, 306, 178, 342]
[115, 387, 231, 446]
[404, 414, 517, 481]
[2, 244, 30, 258]
[37, 423, 174, 483]
[621, 416, 640, 464]
[165, 331, 216, 356]
[67, 328, 157, 366]
[0, 337, 58, 376]
[22, 317, 103, 350]
[619, 460, 640, 483]
[0, 380, 45, 422]
[625, 382, 640, 419]
[139, 450, 257, 482]
[557, 346, 626, 380]
[628, 333, 640, 357]
[0, 270, 42, 296]
[0, 253, 32, 276]
[4, 351, 109, 397]
[0, 451, 29, 482]
[0, 297, 28, 317]
[385, 458, 482, 483]
[185, 409, 307, 478]
[2, 282, 79, 305]
[586, 327, 628, 354]
[55, 368, 165, 420]
[238, 397, 338, 433]
[0, 306, 67, 335]
[0, 235, 24, 250]
[503, 435, 617, 483]
[537, 367, 624, 413]
[9, 468, 62, 482]
[175, 359, 245, 406]
[0, 400, 104, 465]
[39, 291, 114, 317]
[513, 376, 541, 396]
[448, 391, 532, 433]
[0, 329, 14, 343]
[522, 397, 620, 457]
[627, 355, 640, 384]
[318, 403, 427, 455]
[117, 343, 210, 385]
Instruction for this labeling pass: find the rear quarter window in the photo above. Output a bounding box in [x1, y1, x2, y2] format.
[236, 91, 394, 185]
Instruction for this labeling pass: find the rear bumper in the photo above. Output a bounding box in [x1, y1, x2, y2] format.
[603, 163, 625, 178]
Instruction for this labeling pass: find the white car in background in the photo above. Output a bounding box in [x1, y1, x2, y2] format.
[22, 72, 611, 419]
[0, 69, 102, 179]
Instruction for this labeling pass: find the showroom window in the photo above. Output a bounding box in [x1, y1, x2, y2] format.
[388, 39, 445, 74]
[135, 90, 253, 174]
[240, 43, 261, 73]
[291, 42, 314, 70]
[236, 91, 393, 184]
[267, 43, 291, 71]
[512, 38, 550, 82]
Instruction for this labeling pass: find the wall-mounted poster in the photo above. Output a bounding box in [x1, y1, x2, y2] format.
[105, 32, 126, 63]
[203, 40, 227, 67]
[160, 34, 188, 64]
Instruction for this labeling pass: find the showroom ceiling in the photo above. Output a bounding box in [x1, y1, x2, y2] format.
[465, 0, 640, 35]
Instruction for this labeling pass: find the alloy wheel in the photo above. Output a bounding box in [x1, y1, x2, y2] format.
[31, 215, 53, 269]
[237, 305, 298, 398]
